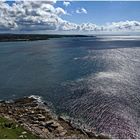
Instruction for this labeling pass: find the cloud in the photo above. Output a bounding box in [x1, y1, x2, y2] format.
[59, 21, 78, 31]
[0, 1, 66, 31]
[106, 21, 140, 31]
[0, 1, 140, 33]
[61, 21, 140, 32]
[55, 7, 66, 15]
[63, 1, 70, 7]
[76, 8, 87, 14]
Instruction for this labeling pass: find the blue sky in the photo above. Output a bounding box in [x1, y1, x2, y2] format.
[55, 1, 140, 25]
[1, 1, 140, 34]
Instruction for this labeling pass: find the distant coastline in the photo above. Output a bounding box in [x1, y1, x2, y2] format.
[0, 34, 92, 42]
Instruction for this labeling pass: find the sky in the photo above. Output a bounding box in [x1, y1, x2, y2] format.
[56, 1, 140, 25]
[0, 0, 140, 34]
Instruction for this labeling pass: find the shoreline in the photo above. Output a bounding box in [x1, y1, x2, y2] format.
[0, 96, 110, 139]
[0, 34, 92, 42]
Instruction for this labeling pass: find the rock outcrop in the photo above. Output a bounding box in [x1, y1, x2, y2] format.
[0, 97, 109, 139]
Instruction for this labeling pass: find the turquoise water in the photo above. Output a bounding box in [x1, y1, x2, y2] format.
[1, 36, 140, 138]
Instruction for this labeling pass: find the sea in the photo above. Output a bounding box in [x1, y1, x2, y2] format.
[0, 35, 140, 138]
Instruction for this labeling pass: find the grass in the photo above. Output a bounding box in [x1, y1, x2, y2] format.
[0, 117, 38, 139]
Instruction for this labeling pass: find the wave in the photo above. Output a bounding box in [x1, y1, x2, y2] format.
[58, 47, 140, 138]
[29, 95, 43, 103]
[60, 74, 140, 138]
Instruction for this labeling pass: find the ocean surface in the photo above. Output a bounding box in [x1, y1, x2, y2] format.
[0, 35, 140, 138]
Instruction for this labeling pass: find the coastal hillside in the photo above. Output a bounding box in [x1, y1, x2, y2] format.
[0, 96, 109, 139]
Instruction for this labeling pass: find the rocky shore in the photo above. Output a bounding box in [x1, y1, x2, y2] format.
[0, 96, 109, 139]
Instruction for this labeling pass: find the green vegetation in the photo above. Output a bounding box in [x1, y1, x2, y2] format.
[0, 117, 38, 139]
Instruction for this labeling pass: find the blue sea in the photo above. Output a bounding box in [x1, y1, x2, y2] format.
[1, 35, 140, 138]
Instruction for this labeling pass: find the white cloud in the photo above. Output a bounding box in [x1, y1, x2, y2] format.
[55, 7, 66, 15]
[63, 1, 70, 7]
[0, 1, 140, 33]
[76, 8, 87, 14]
[106, 21, 140, 31]
[0, 1, 67, 31]
[59, 21, 78, 31]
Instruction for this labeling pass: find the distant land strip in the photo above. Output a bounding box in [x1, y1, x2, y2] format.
[0, 34, 92, 42]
